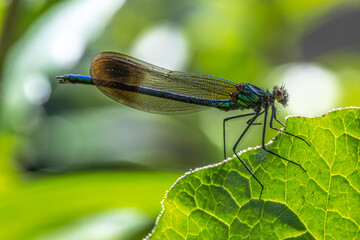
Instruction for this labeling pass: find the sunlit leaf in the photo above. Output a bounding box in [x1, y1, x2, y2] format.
[147, 107, 360, 239]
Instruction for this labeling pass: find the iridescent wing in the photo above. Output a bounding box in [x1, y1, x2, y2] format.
[90, 52, 237, 114]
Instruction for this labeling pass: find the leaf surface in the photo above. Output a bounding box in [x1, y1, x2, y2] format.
[148, 107, 360, 240]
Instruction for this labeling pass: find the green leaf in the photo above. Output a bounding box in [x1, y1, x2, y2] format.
[147, 107, 360, 239]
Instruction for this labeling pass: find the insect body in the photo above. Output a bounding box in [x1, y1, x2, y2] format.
[58, 52, 309, 198]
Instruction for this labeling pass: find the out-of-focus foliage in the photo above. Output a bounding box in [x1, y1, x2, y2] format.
[0, 0, 360, 239]
[0, 171, 180, 240]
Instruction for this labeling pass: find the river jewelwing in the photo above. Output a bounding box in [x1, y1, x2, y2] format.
[57, 52, 309, 198]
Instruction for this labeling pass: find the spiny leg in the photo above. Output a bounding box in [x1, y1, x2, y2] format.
[270, 106, 310, 147]
[272, 105, 285, 127]
[223, 112, 256, 159]
[262, 106, 306, 172]
[232, 111, 265, 199]
[246, 111, 264, 125]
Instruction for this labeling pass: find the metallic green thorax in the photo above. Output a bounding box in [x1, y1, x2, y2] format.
[216, 83, 268, 111]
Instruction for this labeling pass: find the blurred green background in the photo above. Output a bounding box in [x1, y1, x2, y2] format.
[1, 0, 360, 239]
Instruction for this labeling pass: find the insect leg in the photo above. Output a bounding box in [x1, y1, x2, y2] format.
[262, 106, 306, 172]
[232, 111, 265, 199]
[272, 106, 285, 127]
[270, 106, 310, 147]
[223, 112, 257, 159]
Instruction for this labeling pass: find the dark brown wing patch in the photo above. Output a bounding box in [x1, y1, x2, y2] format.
[90, 52, 237, 114]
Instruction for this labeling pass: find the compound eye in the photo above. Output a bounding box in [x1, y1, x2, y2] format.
[273, 88, 283, 101]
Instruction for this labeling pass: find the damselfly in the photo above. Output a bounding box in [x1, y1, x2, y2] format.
[57, 52, 309, 198]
